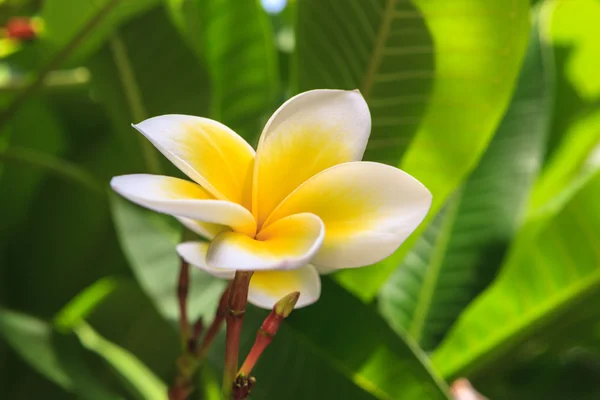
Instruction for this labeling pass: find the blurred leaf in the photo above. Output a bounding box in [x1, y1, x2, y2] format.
[166, 0, 279, 143]
[41, 0, 159, 64]
[0, 308, 72, 388]
[432, 167, 600, 378]
[74, 322, 167, 400]
[378, 11, 553, 351]
[2, 91, 129, 319]
[550, 0, 600, 101]
[87, 5, 212, 173]
[545, 0, 600, 160]
[110, 195, 225, 323]
[0, 309, 125, 399]
[0, 99, 66, 247]
[303, 0, 532, 300]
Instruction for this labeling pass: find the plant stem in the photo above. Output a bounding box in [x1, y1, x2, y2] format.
[169, 259, 195, 400]
[197, 283, 230, 360]
[222, 271, 253, 399]
[238, 292, 299, 377]
[177, 259, 191, 347]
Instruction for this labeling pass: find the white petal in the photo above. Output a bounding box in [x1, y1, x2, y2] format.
[111, 174, 256, 236]
[206, 213, 324, 271]
[248, 264, 321, 309]
[133, 115, 254, 207]
[176, 242, 235, 279]
[176, 217, 227, 240]
[253, 89, 371, 226]
[266, 162, 432, 269]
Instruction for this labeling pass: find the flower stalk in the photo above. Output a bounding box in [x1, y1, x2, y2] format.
[238, 292, 299, 377]
[197, 283, 230, 359]
[222, 271, 253, 399]
[169, 261, 232, 400]
[169, 259, 196, 400]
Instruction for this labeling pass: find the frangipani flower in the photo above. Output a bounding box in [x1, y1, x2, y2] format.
[111, 89, 431, 309]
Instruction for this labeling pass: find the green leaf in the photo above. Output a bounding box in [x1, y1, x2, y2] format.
[165, 0, 279, 143]
[297, 0, 532, 300]
[432, 162, 600, 379]
[0, 100, 66, 247]
[0, 309, 126, 399]
[378, 11, 553, 351]
[0, 309, 72, 388]
[110, 194, 225, 323]
[41, 0, 159, 64]
[73, 322, 167, 400]
[545, 0, 600, 160]
[87, 5, 212, 173]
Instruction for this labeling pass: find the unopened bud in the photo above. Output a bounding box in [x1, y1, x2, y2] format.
[274, 292, 300, 317]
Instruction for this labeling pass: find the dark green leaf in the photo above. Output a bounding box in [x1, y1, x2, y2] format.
[41, 0, 159, 64]
[166, 0, 279, 143]
[87, 5, 212, 173]
[378, 12, 553, 351]
[432, 167, 600, 379]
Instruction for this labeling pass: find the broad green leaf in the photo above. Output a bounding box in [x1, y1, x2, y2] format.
[1, 97, 129, 319]
[378, 11, 553, 351]
[0, 308, 72, 388]
[87, 5, 212, 173]
[41, 0, 159, 64]
[297, 0, 532, 300]
[545, 0, 600, 159]
[0, 309, 125, 399]
[110, 195, 225, 323]
[432, 167, 600, 379]
[74, 322, 167, 400]
[0, 100, 66, 246]
[165, 0, 279, 143]
[471, 295, 600, 399]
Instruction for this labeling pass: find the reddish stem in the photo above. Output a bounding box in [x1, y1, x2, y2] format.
[177, 259, 191, 346]
[197, 283, 230, 359]
[222, 271, 253, 399]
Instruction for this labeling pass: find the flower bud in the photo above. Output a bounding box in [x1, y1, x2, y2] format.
[274, 292, 300, 318]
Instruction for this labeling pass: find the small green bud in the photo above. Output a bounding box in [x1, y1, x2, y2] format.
[274, 292, 300, 317]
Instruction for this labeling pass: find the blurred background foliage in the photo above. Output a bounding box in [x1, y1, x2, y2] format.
[0, 0, 599, 399]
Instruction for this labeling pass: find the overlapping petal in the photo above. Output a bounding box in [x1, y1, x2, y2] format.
[205, 213, 324, 271]
[266, 162, 432, 270]
[176, 217, 227, 240]
[176, 242, 234, 279]
[134, 115, 255, 208]
[253, 89, 371, 226]
[111, 174, 256, 236]
[248, 264, 321, 309]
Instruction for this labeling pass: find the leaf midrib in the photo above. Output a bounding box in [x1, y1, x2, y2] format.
[408, 194, 463, 343]
[435, 269, 600, 378]
[360, 0, 397, 99]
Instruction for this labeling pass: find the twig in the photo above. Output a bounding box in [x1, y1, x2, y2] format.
[177, 259, 191, 347]
[222, 271, 253, 399]
[197, 283, 230, 359]
[238, 292, 299, 377]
